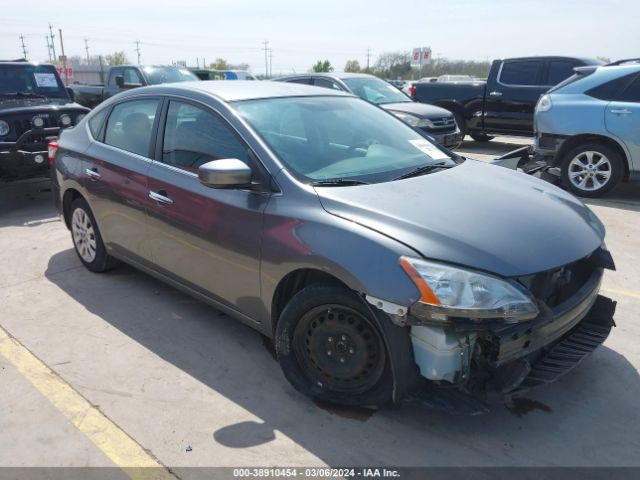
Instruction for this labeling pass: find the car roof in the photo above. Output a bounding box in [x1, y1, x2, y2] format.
[500, 56, 604, 65]
[134, 80, 354, 102]
[276, 72, 378, 81]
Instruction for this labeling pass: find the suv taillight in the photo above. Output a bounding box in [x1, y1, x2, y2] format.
[409, 85, 416, 97]
[48, 141, 59, 164]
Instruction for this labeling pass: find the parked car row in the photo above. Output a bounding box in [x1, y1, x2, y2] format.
[50, 80, 617, 412]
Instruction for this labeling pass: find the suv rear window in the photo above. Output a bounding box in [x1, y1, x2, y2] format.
[547, 61, 576, 86]
[499, 61, 544, 86]
[586, 73, 637, 101]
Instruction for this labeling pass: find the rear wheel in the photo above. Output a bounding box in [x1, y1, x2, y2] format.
[70, 198, 119, 272]
[560, 143, 624, 198]
[275, 285, 392, 407]
[470, 132, 494, 142]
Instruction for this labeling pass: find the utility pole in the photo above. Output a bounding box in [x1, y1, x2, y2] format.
[58, 28, 68, 86]
[262, 40, 269, 78]
[135, 40, 141, 65]
[19, 35, 28, 60]
[48, 24, 56, 61]
[84, 38, 90, 65]
[269, 48, 273, 78]
[45, 36, 52, 62]
[366, 47, 371, 72]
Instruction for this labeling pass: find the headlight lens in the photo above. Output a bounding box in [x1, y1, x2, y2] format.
[0, 120, 9, 136]
[391, 111, 433, 128]
[32, 116, 45, 128]
[59, 114, 72, 127]
[400, 257, 539, 322]
[536, 94, 552, 113]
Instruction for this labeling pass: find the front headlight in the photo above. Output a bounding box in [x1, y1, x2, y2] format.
[391, 111, 433, 128]
[400, 257, 539, 322]
[536, 94, 552, 113]
[59, 114, 72, 127]
[0, 120, 9, 136]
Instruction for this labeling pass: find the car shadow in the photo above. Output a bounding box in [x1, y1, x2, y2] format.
[583, 182, 640, 213]
[43, 249, 640, 466]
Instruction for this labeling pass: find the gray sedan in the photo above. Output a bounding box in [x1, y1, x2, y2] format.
[51, 81, 616, 410]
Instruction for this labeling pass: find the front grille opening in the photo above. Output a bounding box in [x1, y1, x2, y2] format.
[518, 254, 598, 309]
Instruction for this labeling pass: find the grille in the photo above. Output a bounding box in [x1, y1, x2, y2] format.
[13, 115, 58, 137]
[423, 116, 457, 133]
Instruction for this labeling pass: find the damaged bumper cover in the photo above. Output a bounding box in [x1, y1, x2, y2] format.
[398, 261, 616, 405]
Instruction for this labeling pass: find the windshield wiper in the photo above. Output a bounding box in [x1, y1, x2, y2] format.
[393, 162, 453, 181]
[310, 178, 369, 187]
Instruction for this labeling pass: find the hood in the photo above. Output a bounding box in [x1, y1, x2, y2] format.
[381, 102, 454, 119]
[315, 160, 605, 277]
[0, 98, 86, 114]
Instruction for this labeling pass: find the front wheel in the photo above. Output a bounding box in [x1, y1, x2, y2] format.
[560, 143, 624, 198]
[274, 285, 392, 407]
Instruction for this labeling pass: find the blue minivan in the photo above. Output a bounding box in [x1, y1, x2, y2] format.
[534, 62, 640, 197]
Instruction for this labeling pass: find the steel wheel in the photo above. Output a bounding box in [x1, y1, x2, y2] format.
[71, 207, 97, 263]
[292, 304, 386, 394]
[568, 151, 612, 192]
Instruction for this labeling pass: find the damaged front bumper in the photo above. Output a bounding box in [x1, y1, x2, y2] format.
[400, 264, 616, 409]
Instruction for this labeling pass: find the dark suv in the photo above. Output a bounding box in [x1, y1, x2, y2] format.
[0, 60, 89, 180]
[275, 73, 463, 149]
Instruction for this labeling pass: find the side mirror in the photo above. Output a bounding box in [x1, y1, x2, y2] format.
[115, 75, 125, 88]
[66, 87, 75, 101]
[198, 159, 252, 188]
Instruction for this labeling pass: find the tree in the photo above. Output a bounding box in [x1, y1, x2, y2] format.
[344, 60, 361, 73]
[210, 58, 230, 70]
[105, 51, 129, 66]
[312, 60, 333, 73]
[373, 51, 412, 79]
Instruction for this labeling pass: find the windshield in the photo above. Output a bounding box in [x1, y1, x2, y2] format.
[0, 64, 67, 99]
[142, 66, 198, 85]
[342, 76, 411, 104]
[234, 96, 455, 184]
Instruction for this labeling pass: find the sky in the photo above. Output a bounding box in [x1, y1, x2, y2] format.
[1, 0, 638, 75]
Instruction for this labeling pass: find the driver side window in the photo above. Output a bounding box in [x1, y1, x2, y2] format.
[162, 101, 248, 173]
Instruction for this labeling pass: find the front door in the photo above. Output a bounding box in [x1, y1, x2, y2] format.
[145, 99, 270, 317]
[84, 98, 160, 262]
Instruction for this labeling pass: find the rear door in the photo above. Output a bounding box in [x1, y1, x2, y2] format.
[483, 59, 546, 134]
[605, 73, 640, 173]
[83, 97, 161, 262]
[145, 98, 271, 315]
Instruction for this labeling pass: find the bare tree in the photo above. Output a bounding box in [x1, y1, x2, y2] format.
[105, 51, 129, 66]
[344, 60, 361, 73]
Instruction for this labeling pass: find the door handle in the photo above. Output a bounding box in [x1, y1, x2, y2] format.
[489, 91, 503, 97]
[149, 190, 173, 206]
[611, 109, 632, 115]
[85, 168, 101, 180]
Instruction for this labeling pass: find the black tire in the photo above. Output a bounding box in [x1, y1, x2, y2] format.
[274, 284, 393, 407]
[560, 142, 624, 198]
[69, 197, 119, 273]
[453, 112, 467, 139]
[470, 132, 494, 142]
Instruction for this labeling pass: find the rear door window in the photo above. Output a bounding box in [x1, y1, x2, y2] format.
[547, 61, 577, 86]
[499, 60, 544, 86]
[313, 78, 342, 90]
[103, 99, 160, 157]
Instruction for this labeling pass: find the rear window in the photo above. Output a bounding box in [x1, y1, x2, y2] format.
[586, 73, 637, 101]
[499, 61, 544, 86]
[88, 108, 108, 139]
[618, 75, 640, 102]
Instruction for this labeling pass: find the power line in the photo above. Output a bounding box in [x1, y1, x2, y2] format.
[19, 34, 27, 59]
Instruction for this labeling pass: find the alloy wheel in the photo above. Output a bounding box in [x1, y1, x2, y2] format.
[568, 151, 612, 192]
[71, 208, 97, 263]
